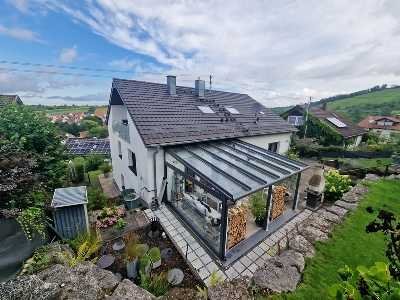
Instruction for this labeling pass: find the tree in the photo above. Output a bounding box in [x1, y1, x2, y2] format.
[0, 105, 66, 207]
[82, 115, 103, 126]
[88, 126, 108, 138]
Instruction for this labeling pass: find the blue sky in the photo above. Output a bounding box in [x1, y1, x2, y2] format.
[0, 0, 400, 106]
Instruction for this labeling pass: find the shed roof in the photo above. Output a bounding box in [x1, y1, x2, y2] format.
[108, 78, 295, 147]
[166, 140, 308, 201]
[51, 186, 87, 208]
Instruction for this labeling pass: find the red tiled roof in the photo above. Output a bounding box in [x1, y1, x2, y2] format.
[358, 115, 400, 131]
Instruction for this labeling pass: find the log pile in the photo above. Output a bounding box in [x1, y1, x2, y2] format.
[227, 204, 247, 249]
[271, 185, 288, 220]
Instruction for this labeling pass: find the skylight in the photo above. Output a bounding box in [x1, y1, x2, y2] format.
[226, 107, 240, 114]
[326, 117, 347, 128]
[198, 106, 215, 114]
[288, 115, 304, 126]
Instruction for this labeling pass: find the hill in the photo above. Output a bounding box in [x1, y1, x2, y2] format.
[326, 87, 400, 123]
[272, 85, 400, 123]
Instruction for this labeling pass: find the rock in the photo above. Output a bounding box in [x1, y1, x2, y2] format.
[318, 209, 342, 223]
[252, 250, 304, 293]
[0, 275, 61, 300]
[289, 235, 315, 258]
[300, 226, 329, 244]
[335, 200, 358, 210]
[208, 277, 251, 300]
[38, 262, 120, 299]
[325, 205, 348, 217]
[365, 174, 380, 181]
[302, 214, 333, 233]
[342, 184, 369, 203]
[108, 279, 155, 300]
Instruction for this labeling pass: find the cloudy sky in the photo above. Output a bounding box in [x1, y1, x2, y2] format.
[0, 0, 399, 107]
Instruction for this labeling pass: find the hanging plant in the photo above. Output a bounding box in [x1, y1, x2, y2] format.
[17, 207, 47, 240]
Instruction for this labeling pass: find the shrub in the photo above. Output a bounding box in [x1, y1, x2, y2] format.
[99, 163, 112, 174]
[87, 187, 107, 210]
[85, 155, 104, 172]
[96, 206, 125, 229]
[250, 191, 266, 225]
[114, 218, 127, 230]
[324, 169, 352, 202]
[328, 262, 400, 299]
[125, 242, 148, 262]
[20, 245, 52, 275]
[70, 157, 85, 183]
[64, 230, 101, 267]
[17, 207, 48, 240]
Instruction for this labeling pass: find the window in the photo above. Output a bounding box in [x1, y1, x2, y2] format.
[287, 115, 304, 126]
[326, 117, 347, 128]
[198, 106, 215, 114]
[118, 141, 122, 159]
[268, 142, 279, 153]
[226, 107, 240, 114]
[128, 149, 137, 175]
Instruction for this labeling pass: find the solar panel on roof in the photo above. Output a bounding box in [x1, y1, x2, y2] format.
[326, 117, 347, 128]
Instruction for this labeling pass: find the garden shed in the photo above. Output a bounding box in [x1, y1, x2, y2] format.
[51, 186, 89, 239]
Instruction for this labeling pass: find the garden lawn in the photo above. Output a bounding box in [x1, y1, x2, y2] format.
[276, 179, 400, 300]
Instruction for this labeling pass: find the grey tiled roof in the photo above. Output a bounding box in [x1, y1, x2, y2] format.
[51, 186, 87, 208]
[0, 95, 23, 108]
[111, 78, 295, 147]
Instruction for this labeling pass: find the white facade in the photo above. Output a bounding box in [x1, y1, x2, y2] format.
[109, 103, 293, 207]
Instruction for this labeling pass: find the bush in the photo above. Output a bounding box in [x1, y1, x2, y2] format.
[20, 245, 52, 275]
[85, 155, 104, 172]
[69, 157, 85, 183]
[114, 218, 127, 230]
[17, 207, 48, 240]
[87, 187, 107, 210]
[99, 163, 112, 174]
[64, 230, 102, 267]
[250, 191, 266, 225]
[148, 247, 161, 263]
[324, 169, 352, 202]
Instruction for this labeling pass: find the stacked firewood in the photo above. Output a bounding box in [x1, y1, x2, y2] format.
[227, 204, 247, 249]
[270, 185, 287, 220]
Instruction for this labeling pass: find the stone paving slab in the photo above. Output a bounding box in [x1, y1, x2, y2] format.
[335, 200, 358, 210]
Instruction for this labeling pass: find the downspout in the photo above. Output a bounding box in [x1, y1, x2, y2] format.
[153, 146, 161, 200]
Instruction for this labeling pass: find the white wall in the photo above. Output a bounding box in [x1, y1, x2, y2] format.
[239, 132, 292, 154]
[108, 105, 161, 206]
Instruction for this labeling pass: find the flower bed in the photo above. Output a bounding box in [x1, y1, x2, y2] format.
[95, 206, 125, 229]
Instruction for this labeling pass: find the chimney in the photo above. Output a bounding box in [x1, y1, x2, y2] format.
[195, 79, 205, 99]
[166, 75, 176, 96]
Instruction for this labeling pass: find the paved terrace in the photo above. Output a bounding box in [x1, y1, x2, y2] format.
[144, 205, 313, 286]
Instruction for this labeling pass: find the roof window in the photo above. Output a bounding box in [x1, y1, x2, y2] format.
[198, 106, 215, 114]
[326, 117, 347, 128]
[226, 107, 240, 114]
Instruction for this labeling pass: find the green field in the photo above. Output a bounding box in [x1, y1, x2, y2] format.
[327, 87, 400, 123]
[272, 180, 400, 299]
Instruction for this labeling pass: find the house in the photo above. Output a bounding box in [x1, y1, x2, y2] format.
[281, 105, 365, 147]
[94, 107, 107, 124]
[106, 76, 308, 262]
[49, 112, 85, 124]
[0, 94, 23, 109]
[358, 115, 400, 138]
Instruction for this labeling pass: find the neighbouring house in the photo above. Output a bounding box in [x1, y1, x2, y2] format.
[49, 112, 85, 124]
[106, 76, 308, 262]
[94, 107, 107, 124]
[358, 115, 400, 138]
[0, 94, 23, 109]
[281, 104, 366, 147]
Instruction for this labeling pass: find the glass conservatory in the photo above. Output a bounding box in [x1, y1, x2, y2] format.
[164, 140, 308, 262]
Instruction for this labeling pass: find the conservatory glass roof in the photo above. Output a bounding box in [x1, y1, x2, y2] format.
[166, 140, 308, 201]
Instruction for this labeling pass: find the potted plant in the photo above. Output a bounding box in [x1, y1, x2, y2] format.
[125, 242, 148, 279]
[250, 191, 266, 226]
[148, 247, 161, 269]
[139, 254, 152, 276]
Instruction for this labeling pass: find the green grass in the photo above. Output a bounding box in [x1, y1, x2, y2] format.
[327, 87, 400, 123]
[272, 180, 400, 299]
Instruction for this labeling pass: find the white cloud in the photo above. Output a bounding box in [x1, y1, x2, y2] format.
[9, 0, 400, 106]
[59, 46, 78, 64]
[7, 0, 30, 13]
[0, 24, 42, 42]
